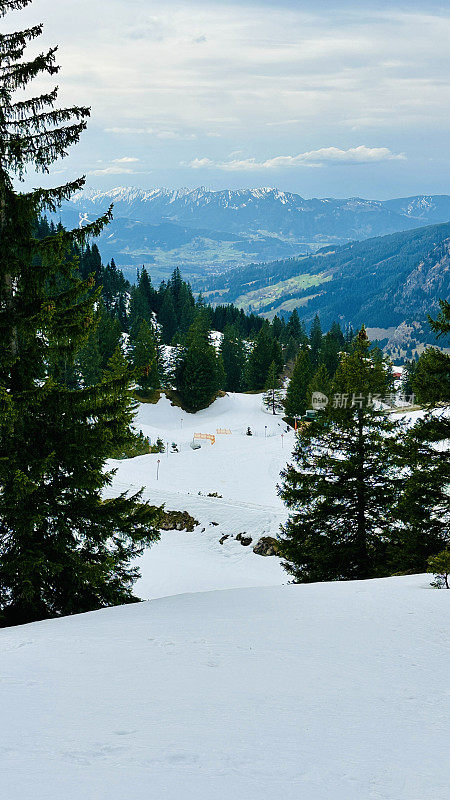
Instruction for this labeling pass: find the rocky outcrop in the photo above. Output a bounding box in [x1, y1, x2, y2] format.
[236, 533, 253, 547]
[159, 510, 199, 532]
[253, 537, 280, 557]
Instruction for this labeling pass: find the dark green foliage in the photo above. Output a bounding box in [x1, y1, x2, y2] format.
[151, 437, 165, 454]
[0, 1, 161, 626]
[307, 364, 331, 410]
[285, 309, 303, 342]
[175, 315, 221, 412]
[401, 360, 416, 398]
[279, 324, 449, 583]
[246, 323, 276, 390]
[413, 347, 450, 406]
[279, 328, 398, 582]
[309, 314, 323, 370]
[284, 347, 313, 419]
[110, 429, 151, 460]
[220, 324, 246, 392]
[319, 322, 345, 375]
[284, 335, 299, 364]
[204, 221, 450, 330]
[427, 551, 450, 589]
[77, 331, 102, 386]
[97, 306, 123, 369]
[132, 320, 159, 393]
[159, 289, 178, 344]
[388, 417, 449, 573]
[412, 299, 450, 443]
[263, 361, 283, 415]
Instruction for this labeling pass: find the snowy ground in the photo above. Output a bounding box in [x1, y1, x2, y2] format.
[1, 574, 448, 800]
[2, 394, 448, 798]
[108, 392, 290, 598]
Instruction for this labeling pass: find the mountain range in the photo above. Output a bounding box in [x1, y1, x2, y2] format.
[56, 187, 450, 282]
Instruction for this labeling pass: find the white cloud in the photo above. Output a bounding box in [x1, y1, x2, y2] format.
[88, 165, 139, 176]
[112, 156, 140, 163]
[188, 157, 216, 168]
[187, 145, 406, 170]
[15, 1, 449, 193]
[105, 127, 147, 135]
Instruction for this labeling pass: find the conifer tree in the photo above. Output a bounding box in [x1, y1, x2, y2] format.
[307, 364, 331, 410]
[284, 347, 312, 419]
[97, 305, 122, 369]
[0, 0, 161, 626]
[129, 285, 151, 342]
[263, 361, 283, 415]
[387, 422, 449, 573]
[284, 335, 299, 364]
[320, 325, 344, 376]
[77, 330, 102, 386]
[246, 323, 274, 390]
[309, 314, 323, 370]
[132, 320, 159, 394]
[175, 315, 220, 411]
[159, 289, 177, 344]
[412, 299, 450, 442]
[220, 324, 246, 392]
[401, 359, 416, 399]
[285, 309, 302, 342]
[137, 267, 157, 315]
[279, 327, 400, 582]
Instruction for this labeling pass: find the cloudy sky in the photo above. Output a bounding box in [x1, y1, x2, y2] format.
[13, 0, 450, 198]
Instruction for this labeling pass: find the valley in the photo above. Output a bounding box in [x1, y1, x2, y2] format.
[56, 188, 450, 283]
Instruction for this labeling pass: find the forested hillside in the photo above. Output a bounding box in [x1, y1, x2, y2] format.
[201, 222, 450, 329]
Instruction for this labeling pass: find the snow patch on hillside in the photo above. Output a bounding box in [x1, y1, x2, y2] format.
[1, 575, 448, 800]
[108, 392, 290, 599]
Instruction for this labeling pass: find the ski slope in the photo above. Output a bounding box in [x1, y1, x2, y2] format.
[108, 392, 290, 599]
[1, 574, 448, 800]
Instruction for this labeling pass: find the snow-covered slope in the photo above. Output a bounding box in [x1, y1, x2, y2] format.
[1, 574, 448, 800]
[108, 392, 289, 599]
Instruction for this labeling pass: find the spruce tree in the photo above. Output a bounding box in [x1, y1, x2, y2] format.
[129, 285, 151, 342]
[412, 299, 450, 442]
[279, 327, 400, 582]
[388, 421, 449, 573]
[0, 0, 161, 626]
[285, 309, 302, 342]
[132, 320, 159, 394]
[220, 324, 246, 392]
[284, 335, 299, 364]
[263, 362, 283, 415]
[77, 330, 102, 386]
[175, 315, 220, 411]
[307, 364, 331, 410]
[320, 327, 344, 377]
[97, 305, 122, 369]
[159, 289, 177, 344]
[309, 314, 323, 370]
[246, 323, 274, 390]
[401, 359, 416, 399]
[284, 347, 312, 419]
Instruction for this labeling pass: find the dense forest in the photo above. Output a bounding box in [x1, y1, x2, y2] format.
[37, 218, 358, 414]
[200, 221, 450, 330]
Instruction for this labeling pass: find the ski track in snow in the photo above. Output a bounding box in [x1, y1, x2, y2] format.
[106, 392, 291, 599]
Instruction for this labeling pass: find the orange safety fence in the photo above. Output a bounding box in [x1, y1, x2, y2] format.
[193, 433, 216, 445]
[216, 428, 231, 435]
